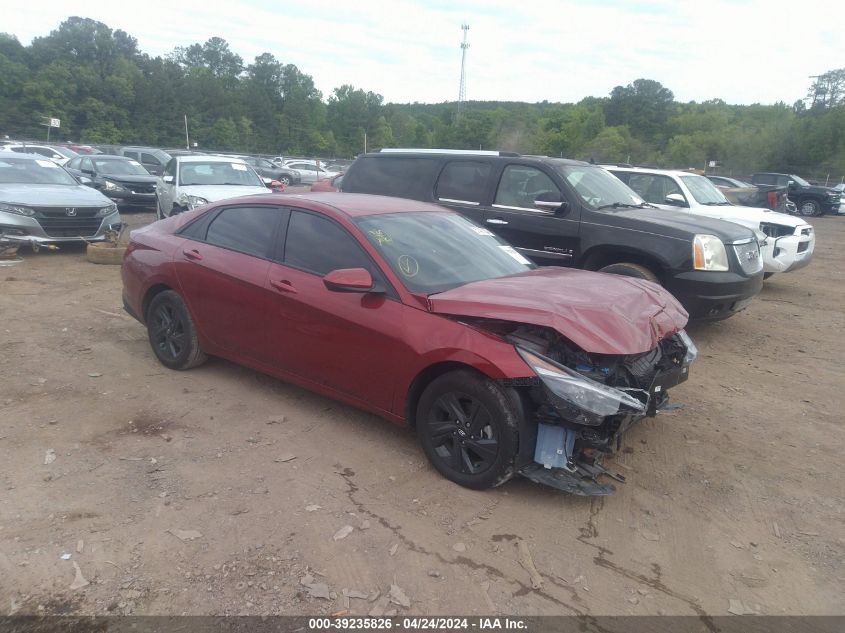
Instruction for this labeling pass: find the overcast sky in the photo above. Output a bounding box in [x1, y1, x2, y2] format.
[4, 0, 844, 106]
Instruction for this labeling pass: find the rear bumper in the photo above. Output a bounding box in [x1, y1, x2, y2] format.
[665, 269, 763, 320]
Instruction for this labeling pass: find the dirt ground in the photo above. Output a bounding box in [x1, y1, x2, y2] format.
[1, 208, 843, 618]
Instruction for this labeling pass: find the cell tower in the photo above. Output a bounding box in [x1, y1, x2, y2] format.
[458, 24, 470, 107]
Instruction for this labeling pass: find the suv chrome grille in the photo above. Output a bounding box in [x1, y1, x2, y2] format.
[733, 240, 763, 275]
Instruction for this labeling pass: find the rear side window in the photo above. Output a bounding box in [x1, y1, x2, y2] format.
[204, 206, 279, 258]
[141, 152, 160, 165]
[343, 157, 440, 201]
[435, 160, 491, 204]
[754, 174, 774, 185]
[284, 211, 372, 275]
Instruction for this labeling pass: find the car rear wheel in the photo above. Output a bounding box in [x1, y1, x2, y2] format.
[798, 198, 821, 216]
[416, 370, 521, 489]
[598, 262, 660, 283]
[146, 290, 207, 370]
[279, 176, 292, 186]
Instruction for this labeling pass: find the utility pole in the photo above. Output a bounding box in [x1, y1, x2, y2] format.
[184, 114, 190, 150]
[458, 24, 470, 110]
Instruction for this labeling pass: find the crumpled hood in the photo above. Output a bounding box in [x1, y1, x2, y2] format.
[700, 205, 807, 228]
[429, 268, 689, 355]
[173, 184, 270, 201]
[0, 183, 113, 207]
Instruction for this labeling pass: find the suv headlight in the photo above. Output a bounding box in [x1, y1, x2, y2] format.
[517, 348, 645, 424]
[102, 179, 127, 192]
[0, 203, 35, 217]
[177, 193, 209, 209]
[98, 203, 118, 217]
[693, 234, 729, 271]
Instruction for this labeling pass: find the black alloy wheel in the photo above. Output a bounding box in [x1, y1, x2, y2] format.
[416, 370, 521, 489]
[146, 290, 207, 370]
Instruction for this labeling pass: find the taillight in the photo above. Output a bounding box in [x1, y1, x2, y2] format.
[767, 191, 778, 209]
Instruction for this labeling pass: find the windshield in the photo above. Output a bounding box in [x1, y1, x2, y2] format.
[0, 158, 79, 185]
[355, 212, 535, 295]
[96, 159, 150, 176]
[680, 175, 730, 204]
[178, 161, 263, 186]
[552, 163, 644, 210]
[790, 175, 811, 187]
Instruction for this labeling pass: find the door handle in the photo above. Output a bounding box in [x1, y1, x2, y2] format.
[270, 279, 297, 294]
[182, 248, 203, 261]
[486, 218, 509, 225]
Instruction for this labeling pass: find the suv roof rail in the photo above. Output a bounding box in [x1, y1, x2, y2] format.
[377, 148, 520, 157]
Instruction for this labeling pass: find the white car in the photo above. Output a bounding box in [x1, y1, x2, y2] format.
[280, 159, 338, 184]
[156, 155, 271, 219]
[833, 184, 845, 215]
[1, 143, 78, 166]
[607, 166, 814, 278]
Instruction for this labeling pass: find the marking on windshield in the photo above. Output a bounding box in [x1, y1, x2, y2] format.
[397, 255, 419, 277]
[368, 229, 392, 245]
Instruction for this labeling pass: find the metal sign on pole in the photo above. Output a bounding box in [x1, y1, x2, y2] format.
[40, 116, 60, 142]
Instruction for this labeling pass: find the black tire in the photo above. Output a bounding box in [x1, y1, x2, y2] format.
[598, 262, 660, 283]
[279, 176, 292, 186]
[798, 198, 822, 217]
[763, 272, 775, 280]
[416, 369, 521, 490]
[146, 290, 207, 370]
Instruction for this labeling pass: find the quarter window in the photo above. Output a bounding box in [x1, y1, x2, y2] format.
[205, 206, 279, 258]
[435, 161, 491, 204]
[494, 166, 560, 210]
[284, 211, 372, 275]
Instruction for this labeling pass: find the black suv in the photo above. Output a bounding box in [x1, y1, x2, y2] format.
[751, 172, 840, 217]
[342, 150, 764, 320]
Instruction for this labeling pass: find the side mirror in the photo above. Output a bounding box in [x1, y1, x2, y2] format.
[323, 268, 374, 293]
[78, 176, 94, 186]
[787, 180, 796, 188]
[162, 175, 174, 184]
[665, 193, 687, 207]
[534, 191, 567, 214]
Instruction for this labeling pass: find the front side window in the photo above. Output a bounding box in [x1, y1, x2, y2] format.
[284, 211, 373, 275]
[204, 206, 279, 258]
[435, 160, 491, 204]
[141, 152, 160, 165]
[625, 174, 683, 205]
[494, 166, 559, 210]
[680, 175, 729, 205]
[165, 159, 177, 179]
[790, 175, 810, 187]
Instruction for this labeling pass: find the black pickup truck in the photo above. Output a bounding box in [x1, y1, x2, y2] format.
[751, 172, 841, 217]
[342, 150, 764, 321]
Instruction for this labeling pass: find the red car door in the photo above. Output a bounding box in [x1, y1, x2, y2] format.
[264, 209, 412, 414]
[174, 205, 284, 362]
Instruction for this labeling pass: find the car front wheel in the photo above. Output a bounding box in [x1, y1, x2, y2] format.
[279, 176, 292, 186]
[416, 370, 521, 489]
[798, 198, 821, 216]
[598, 262, 660, 283]
[146, 290, 207, 370]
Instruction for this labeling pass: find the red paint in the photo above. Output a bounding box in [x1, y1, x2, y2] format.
[122, 193, 686, 426]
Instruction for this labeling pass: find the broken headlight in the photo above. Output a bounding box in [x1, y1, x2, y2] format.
[517, 347, 646, 424]
[676, 329, 698, 365]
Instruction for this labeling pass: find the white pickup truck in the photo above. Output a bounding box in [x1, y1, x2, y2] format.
[607, 166, 814, 279]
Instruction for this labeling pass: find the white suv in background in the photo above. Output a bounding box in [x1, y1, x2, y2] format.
[156, 155, 271, 218]
[607, 166, 814, 279]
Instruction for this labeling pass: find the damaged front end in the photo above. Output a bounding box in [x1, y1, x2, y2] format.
[502, 325, 697, 495]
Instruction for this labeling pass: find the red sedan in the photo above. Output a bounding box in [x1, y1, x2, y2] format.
[310, 172, 343, 192]
[122, 193, 696, 494]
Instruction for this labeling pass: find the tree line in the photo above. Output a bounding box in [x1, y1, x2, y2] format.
[1, 17, 843, 180]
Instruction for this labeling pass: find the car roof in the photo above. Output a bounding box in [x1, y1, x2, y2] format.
[213, 192, 449, 219]
[0, 152, 52, 161]
[364, 150, 589, 167]
[176, 155, 248, 164]
[88, 155, 133, 161]
[604, 165, 703, 178]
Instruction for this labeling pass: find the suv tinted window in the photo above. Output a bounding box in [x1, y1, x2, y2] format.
[435, 160, 491, 204]
[343, 156, 441, 200]
[205, 206, 279, 258]
[494, 165, 559, 209]
[285, 211, 372, 275]
[165, 159, 177, 179]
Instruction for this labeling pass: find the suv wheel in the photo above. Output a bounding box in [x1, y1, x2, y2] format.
[798, 198, 821, 216]
[416, 370, 521, 490]
[598, 262, 660, 284]
[146, 290, 207, 370]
